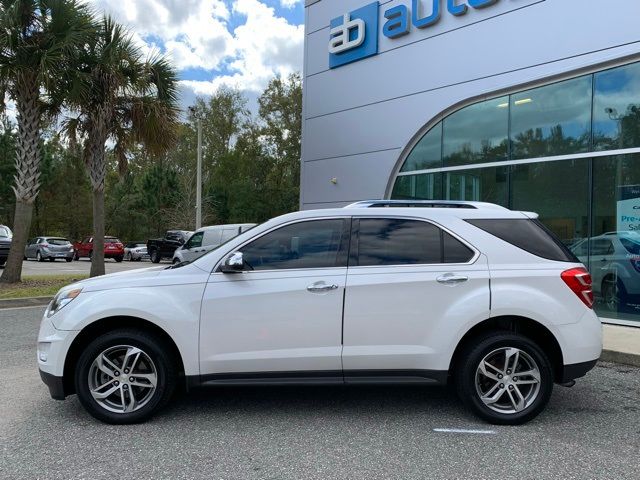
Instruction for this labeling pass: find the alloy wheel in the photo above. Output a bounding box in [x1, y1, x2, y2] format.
[475, 347, 541, 414]
[87, 345, 158, 414]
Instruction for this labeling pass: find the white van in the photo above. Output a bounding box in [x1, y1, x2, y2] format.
[172, 224, 256, 264]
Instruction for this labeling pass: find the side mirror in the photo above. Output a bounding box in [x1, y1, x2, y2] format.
[220, 252, 245, 273]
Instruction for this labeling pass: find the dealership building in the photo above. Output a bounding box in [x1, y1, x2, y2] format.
[300, 0, 640, 326]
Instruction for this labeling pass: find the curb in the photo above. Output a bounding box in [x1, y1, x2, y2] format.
[0, 296, 52, 309]
[601, 349, 640, 368]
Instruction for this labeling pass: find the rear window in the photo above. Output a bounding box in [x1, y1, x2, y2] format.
[105, 238, 121, 244]
[47, 238, 70, 246]
[467, 219, 578, 262]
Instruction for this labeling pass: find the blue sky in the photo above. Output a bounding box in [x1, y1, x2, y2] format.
[88, 0, 305, 110]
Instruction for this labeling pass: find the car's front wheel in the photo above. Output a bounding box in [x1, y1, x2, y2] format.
[455, 332, 553, 425]
[150, 249, 161, 263]
[75, 329, 177, 424]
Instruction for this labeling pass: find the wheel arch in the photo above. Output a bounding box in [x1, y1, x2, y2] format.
[449, 316, 564, 383]
[62, 316, 186, 396]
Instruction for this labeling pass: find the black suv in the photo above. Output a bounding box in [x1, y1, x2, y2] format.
[0, 225, 12, 267]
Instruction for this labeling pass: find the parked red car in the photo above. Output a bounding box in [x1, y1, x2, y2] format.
[73, 236, 125, 262]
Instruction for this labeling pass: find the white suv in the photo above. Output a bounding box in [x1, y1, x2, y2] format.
[38, 201, 602, 425]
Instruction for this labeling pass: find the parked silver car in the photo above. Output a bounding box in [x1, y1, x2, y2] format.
[124, 242, 149, 262]
[571, 231, 640, 311]
[25, 237, 74, 262]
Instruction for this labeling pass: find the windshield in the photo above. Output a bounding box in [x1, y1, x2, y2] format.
[47, 238, 70, 246]
[0, 226, 11, 238]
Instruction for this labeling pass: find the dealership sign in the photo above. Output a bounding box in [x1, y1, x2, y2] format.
[329, 0, 500, 68]
[618, 185, 640, 232]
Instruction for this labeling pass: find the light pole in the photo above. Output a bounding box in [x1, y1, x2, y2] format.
[189, 106, 203, 230]
[196, 116, 202, 230]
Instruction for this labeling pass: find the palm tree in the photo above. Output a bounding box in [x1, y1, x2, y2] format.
[0, 0, 93, 284]
[64, 17, 179, 277]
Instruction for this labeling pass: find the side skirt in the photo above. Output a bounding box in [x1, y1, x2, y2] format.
[187, 369, 449, 389]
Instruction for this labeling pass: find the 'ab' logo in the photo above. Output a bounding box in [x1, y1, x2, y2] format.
[329, 2, 379, 69]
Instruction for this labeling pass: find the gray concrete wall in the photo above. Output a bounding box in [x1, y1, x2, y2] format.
[301, 0, 640, 209]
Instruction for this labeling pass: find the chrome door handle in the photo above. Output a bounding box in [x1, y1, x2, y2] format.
[437, 274, 469, 285]
[307, 282, 339, 293]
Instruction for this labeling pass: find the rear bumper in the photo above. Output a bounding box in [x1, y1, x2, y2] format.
[39, 370, 66, 400]
[559, 359, 598, 383]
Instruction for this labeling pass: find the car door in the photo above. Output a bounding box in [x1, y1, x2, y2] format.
[342, 217, 490, 379]
[589, 238, 614, 294]
[183, 232, 205, 262]
[199, 218, 350, 378]
[26, 238, 36, 258]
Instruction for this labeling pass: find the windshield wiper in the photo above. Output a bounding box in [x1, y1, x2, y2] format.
[166, 261, 191, 270]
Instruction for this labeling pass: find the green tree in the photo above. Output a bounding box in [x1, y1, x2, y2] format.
[0, 0, 93, 283]
[258, 73, 302, 215]
[64, 17, 179, 276]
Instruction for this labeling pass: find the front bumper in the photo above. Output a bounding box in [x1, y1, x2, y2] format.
[37, 312, 79, 399]
[39, 370, 66, 400]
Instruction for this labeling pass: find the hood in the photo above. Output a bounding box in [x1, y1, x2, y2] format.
[72, 263, 210, 293]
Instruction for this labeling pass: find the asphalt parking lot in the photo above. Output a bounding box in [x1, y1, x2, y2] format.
[1, 307, 639, 480]
[19, 258, 159, 277]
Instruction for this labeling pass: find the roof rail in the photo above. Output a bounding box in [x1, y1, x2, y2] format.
[344, 200, 508, 210]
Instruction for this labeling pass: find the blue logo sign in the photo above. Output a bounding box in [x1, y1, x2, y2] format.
[329, 2, 379, 69]
[329, 0, 501, 68]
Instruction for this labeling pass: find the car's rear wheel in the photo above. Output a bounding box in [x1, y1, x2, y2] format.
[150, 249, 161, 263]
[115, 255, 123, 263]
[36, 251, 44, 262]
[66, 258, 72, 263]
[602, 276, 627, 312]
[75, 329, 177, 424]
[73, 251, 79, 261]
[455, 332, 553, 425]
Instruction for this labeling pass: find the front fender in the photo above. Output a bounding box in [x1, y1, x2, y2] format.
[52, 284, 206, 376]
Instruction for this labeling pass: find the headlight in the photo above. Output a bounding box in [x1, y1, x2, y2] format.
[46, 288, 82, 318]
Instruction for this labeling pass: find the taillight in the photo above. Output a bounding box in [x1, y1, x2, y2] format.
[561, 267, 594, 309]
[41, 243, 49, 248]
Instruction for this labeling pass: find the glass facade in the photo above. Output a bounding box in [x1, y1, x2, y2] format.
[393, 61, 640, 325]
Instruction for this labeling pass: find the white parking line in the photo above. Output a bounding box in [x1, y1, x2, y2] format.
[433, 428, 496, 434]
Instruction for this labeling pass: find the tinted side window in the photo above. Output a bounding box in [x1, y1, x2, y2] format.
[467, 219, 578, 262]
[443, 232, 474, 263]
[241, 219, 349, 270]
[357, 219, 441, 266]
[188, 232, 204, 249]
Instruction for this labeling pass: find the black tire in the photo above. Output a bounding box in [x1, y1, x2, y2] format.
[49, 257, 55, 262]
[73, 251, 79, 261]
[125, 252, 133, 262]
[172, 257, 181, 265]
[37, 251, 44, 262]
[88, 250, 93, 260]
[455, 331, 553, 425]
[115, 256, 123, 263]
[602, 276, 628, 312]
[150, 249, 161, 263]
[66, 258, 72, 262]
[74, 329, 178, 424]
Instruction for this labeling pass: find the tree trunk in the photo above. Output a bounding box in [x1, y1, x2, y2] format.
[0, 201, 33, 284]
[90, 189, 105, 277]
[86, 109, 109, 278]
[0, 74, 41, 284]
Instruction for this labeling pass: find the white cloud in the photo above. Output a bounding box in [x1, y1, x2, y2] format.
[87, 0, 305, 108]
[280, 0, 302, 8]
